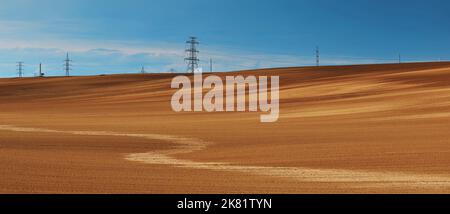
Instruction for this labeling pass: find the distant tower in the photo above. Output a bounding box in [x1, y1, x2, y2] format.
[39, 63, 43, 77]
[185, 37, 200, 73]
[316, 46, 320, 66]
[398, 54, 401, 64]
[17, 62, 24, 78]
[64, 53, 72, 76]
[141, 66, 146, 74]
[210, 58, 213, 73]
[38, 63, 45, 77]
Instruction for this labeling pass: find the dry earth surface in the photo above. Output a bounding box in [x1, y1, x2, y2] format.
[1, 62, 450, 193]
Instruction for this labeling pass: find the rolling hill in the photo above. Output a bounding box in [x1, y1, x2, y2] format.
[1, 62, 450, 193]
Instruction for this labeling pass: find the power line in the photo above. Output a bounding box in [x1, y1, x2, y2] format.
[16, 61, 24, 78]
[321, 54, 402, 62]
[64, 52, 72, 77]
[185, 37, 200, 73]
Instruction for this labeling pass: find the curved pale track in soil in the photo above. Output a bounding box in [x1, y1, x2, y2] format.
[2, 124, 450, 189]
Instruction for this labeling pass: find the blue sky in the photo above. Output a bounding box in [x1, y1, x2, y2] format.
[0, 0, 449, 77]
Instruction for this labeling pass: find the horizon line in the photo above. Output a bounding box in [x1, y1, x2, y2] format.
[1, 60, 449, 80]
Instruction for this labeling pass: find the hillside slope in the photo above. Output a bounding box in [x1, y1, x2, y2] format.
[1, 62, 450, 193]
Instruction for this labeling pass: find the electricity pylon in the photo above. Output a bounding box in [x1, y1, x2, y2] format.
[185, 37, 200, 73]
[64, 53, 72, 76]
[17, 62, 24, 78]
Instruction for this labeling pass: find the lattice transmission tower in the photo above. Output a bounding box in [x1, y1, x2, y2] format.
[64, 53, 72, 76]
[17, 61, 24, 78]
[316, 46, 320, 66]
[185, 37, 200, 73]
